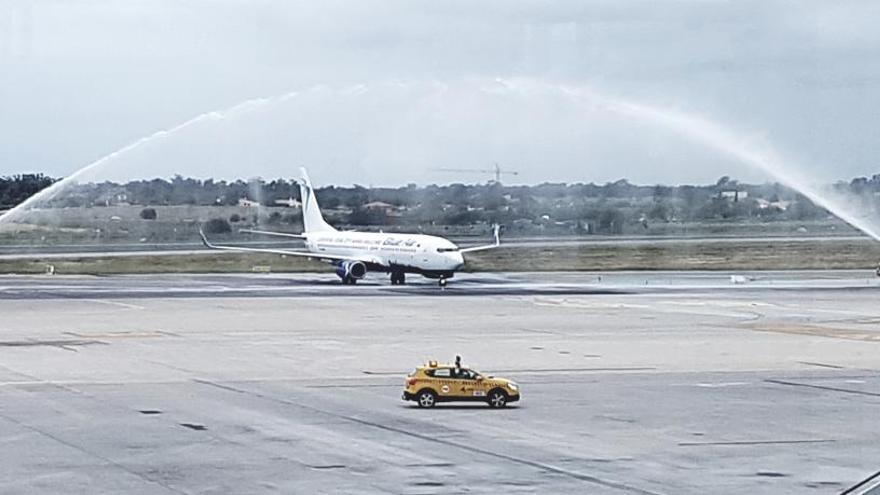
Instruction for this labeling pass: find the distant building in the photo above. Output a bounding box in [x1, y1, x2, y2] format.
[771, 200, 791, 211]
[96, 188, 130, 206]
[274, 197, 301, 208]
[363, 201, 394, 210]
[238, 198, 260, 207]
[755, 198, 790, 211]
[362, 201, 402, 218]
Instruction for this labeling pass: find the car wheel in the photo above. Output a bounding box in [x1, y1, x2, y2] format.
[417, 389, 437, 408]
[488, 389, 508, 408]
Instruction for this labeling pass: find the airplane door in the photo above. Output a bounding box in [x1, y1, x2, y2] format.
[419, 244, 429, 265]
[402, 238, 417, 267]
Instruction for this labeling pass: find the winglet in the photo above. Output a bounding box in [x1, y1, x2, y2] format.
[238, 228, 307, 239]
[198, 227, 214, 249]
[458, 224, 502, 254]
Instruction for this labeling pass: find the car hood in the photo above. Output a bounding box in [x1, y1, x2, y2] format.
[486, 376, 515, 386]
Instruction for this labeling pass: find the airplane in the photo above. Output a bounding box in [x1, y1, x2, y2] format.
[199, 168, 501, 287]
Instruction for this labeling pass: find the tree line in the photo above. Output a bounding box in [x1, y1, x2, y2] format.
[0, 174, 55, 209]
[3, 173, 880, 234]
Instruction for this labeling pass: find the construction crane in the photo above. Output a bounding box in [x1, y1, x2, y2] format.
[432, 163, 519, 184]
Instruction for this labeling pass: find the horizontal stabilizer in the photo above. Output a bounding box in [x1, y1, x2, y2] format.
[239, 229, 306, 239]
[459, 224, 502, 253]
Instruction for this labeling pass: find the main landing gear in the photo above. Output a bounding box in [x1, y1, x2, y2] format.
[390, 271, 406, 285]
[341, 276, 358, 285]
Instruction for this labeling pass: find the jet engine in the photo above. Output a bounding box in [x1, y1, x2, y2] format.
[336, 260, 367, 280]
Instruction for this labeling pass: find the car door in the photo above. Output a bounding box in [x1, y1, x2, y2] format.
[470, 371, 489, 399]
[452, 368, 485, 399]
[429, 367, 455, 398]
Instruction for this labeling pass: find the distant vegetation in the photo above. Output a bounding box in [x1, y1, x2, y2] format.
[203, 218, 232, 234]
[3, 173, 880, 236]
[139, 207, 157, 220]
[0, 174, 55, 209]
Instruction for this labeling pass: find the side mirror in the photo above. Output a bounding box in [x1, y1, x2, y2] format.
[476, 376, 484, 382]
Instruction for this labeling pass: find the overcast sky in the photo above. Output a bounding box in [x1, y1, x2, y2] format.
[1, 0, 879, 186]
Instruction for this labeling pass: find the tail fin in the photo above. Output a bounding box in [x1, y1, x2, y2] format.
[299, 168, 336, 233]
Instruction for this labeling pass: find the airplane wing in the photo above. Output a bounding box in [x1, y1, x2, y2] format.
[459, 224, 501, 254]
[199, 229, 381, 264]
[238, 228, 307, 239]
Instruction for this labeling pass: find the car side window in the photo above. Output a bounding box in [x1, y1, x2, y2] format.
[429, 368, 451, 378]
[454, 369, 476, 380]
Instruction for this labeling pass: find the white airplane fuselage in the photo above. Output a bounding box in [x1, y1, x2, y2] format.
[305, 231, 465, 274]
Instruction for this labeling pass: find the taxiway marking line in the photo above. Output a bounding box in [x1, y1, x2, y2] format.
[679, 439, 834, 447]
[796, 361, 845, 369]
[83, 299, 145, 309]
[695, 382, 749, 388]
[765, 379, 880, 397]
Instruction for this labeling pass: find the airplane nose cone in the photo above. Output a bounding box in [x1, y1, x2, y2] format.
[452, 253, 465, 270]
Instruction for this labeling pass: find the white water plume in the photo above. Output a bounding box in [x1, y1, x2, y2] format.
[0, 92, 297, 226]
[551, 81, 880, 241]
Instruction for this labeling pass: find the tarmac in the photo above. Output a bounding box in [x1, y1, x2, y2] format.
[1, 271, 879, 494]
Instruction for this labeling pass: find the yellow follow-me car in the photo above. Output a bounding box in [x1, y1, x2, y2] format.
[402, 360, 521, 408]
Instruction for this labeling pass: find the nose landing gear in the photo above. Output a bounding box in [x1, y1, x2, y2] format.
[439, 276, 448, 288]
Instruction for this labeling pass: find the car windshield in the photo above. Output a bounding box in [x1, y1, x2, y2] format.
[454, 369, 477, 379]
